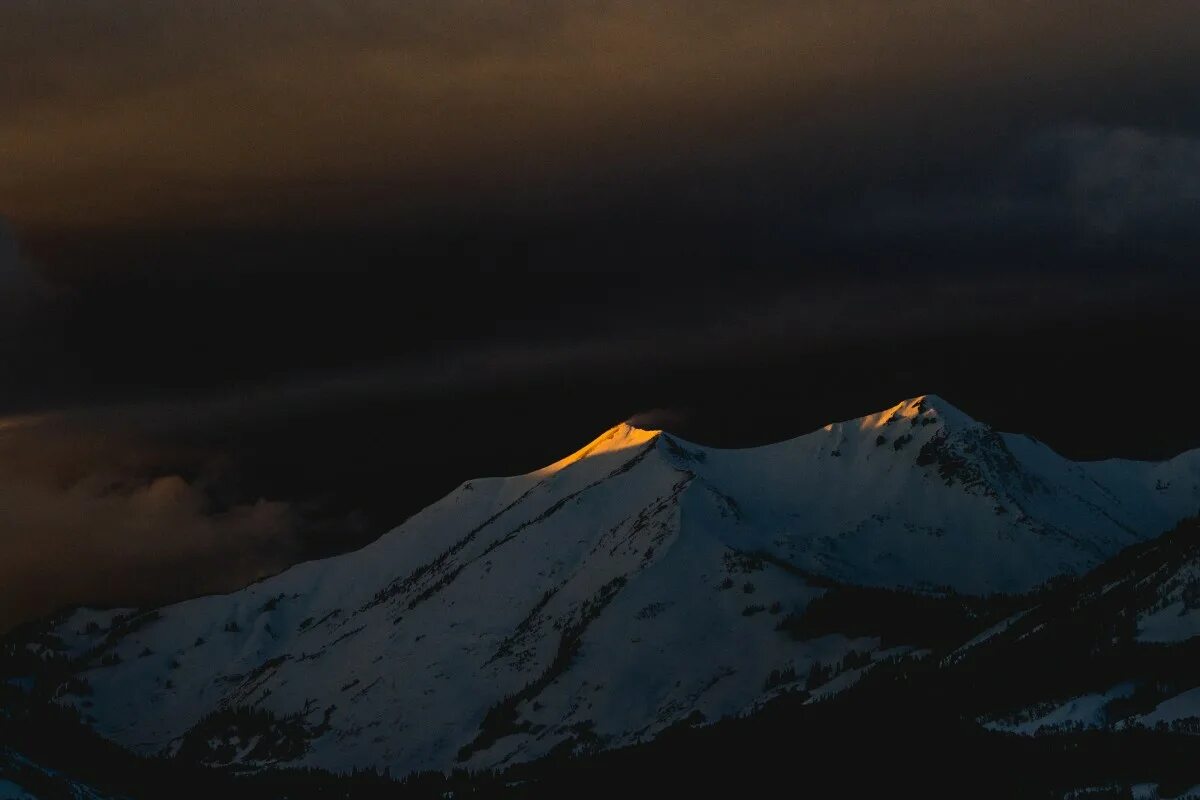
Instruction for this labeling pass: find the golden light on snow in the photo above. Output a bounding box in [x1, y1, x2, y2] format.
[861, 397, 920, 430]
[534, 422, 661, 476]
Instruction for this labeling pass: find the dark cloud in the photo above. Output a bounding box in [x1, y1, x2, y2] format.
[0, 413, 296, 632]
[0, 224, 64, 407]
[1047, 125, 1200, 241]
[850, 124, 1200, 265]
[3, 1, 1200, 232]
[0, 221, 46, 312]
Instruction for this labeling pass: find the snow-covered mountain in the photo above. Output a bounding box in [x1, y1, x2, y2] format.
[28, 395, 1200, 777]
[950, 511, 1200, 740]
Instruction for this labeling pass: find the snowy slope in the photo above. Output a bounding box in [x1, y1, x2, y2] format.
[0, 748, 119, 800]
[1137, 555, 1200, 643]
[944, 512, 1200, 742]
[32, 395, 1200, 777]
[983, 683, 1138, 735]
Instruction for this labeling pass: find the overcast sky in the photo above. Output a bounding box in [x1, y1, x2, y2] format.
[2, 1, 1199, 629]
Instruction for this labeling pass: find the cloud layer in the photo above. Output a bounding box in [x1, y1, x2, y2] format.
[4, 1, 1200, 231]
[0, 414, 295, 631]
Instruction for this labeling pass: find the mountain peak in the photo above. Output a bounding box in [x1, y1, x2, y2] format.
[857, 394, 976, 431]
[534, 421, 661, 476]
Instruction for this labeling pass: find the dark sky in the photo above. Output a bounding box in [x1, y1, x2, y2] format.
[2, 1, 1200, 630]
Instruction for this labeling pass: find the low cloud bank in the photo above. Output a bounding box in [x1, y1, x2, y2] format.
[0, 415, 296, 632]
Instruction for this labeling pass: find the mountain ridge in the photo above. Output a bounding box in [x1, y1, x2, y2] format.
[13, 394, 1200, 779]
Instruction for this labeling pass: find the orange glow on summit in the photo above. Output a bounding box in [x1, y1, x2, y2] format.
[534, 422, 661, 476]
